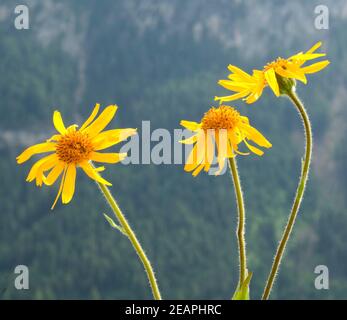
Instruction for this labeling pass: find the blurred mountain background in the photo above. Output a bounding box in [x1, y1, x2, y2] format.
[0, 0, 346, 299]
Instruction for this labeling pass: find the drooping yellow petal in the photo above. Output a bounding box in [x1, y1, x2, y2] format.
[80, 161, 112, 186]
[184, 144, 199, 172]
[62, 164, 76, 204]
[264, 68, 280, 96]
[53, 111, 67, 135]
[240, 124, 272, 148]
[244, 139, 264, 156]
[45, 162, 65, 186]
[90, 152, 127, 164]
[17, 142, 56, 164]
[215, 131, 229, 175]
[192, 163, 205, 177]
[35, 155, 58, 186]
[203, 131, 215, 172]
[80, 103, 100, 131]
[51, 165, 68, 210]
[300, 60, 330, 74]
[234, 148, 250, 156]
[184, 131, 206, 172]
[82, 105, 118, 137]
[26, 154, 57, 183]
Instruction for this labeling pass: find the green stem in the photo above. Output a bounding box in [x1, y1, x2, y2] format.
[228, 157, 247, 287]
[262, 89, 312, 300]
[95, 172, 162, 300]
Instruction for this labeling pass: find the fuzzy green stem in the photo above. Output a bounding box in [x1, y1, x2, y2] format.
[228, 157, 247, 287]
[262, 89, 312, 300]
[95, 173, 162, 300]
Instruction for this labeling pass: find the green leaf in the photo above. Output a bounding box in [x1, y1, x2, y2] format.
[103, 213, 127, 236]
[232, 271, 253, 300]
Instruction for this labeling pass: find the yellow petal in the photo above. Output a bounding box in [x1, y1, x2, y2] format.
[82, 105, 118, 137]
[93, 128, 137, 150]
[203, 132, 215, 171]
[17, 142, 56, 164]
[245, 80, 265, 104]
[184, 145, 198, 173]
[184, 132, 206, 172]
[62, 164, 76, 204]
[289, 53, 326, 61]
[264, 69, 280, 96]
[51, 165, 68, 210]
[45, 162, 65, 186]
[90, 152, 127, 164]
[184, 145, 202, 172]
[80, 161, 112, 186]
[244, 140, 264, 156]
[287, 65, 308, 84]
[215, 131, 229, 175]
[300, 60, 330, 74]
[215, 90, 250, 103]
[240, 124, 272, 148]
[291, 42, 325, 67]
[179, 133, 198, 145]
[80, 103, 100, 131]
[192, 163, 205, 177]
[218, 80, 253, 91]
[26, 154, 57, 183]
[47, 134, 62, 142]
[227, 64, 252, 80]
[180, 120, 201, 131]
[35, 155, 58, 186]
[53, 111, 67, 135]
[306, 41, 322, 54]
[234, 149, 250, 156]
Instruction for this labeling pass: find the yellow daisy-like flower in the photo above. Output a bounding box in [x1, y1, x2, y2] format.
[215, 42, 330, 104]
[180, 105, 272, 176]
[17, 104, 137, 209]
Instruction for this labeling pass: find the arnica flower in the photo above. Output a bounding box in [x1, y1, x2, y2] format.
[215, 42, 330, 104]
[180, 105, 272, 176]
[16, 104, 137, 209]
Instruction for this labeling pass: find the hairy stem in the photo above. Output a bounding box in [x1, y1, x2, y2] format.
[95, 174, 162, 300]
[262, 89, 312, 300]
[228, 157, 247, 287]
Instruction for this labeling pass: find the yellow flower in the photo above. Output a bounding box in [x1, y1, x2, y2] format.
[17, 104, 137, 209]
[180, 105, 272, 176]
[215, 42, 330, 104]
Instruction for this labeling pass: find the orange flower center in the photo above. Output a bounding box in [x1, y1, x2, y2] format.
[263, 57, 289, 71]
[56, 131, 94, 164]
[201, 106, 241, 130]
